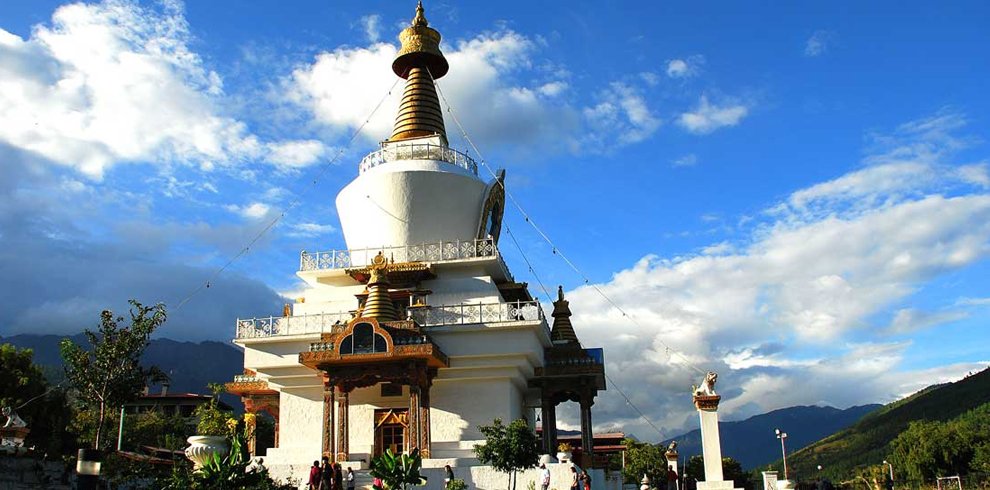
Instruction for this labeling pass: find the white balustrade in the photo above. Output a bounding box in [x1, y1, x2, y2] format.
[359, 142, 478, 175]
[235, 300, 546, 339]
[300, 238, 497, 271]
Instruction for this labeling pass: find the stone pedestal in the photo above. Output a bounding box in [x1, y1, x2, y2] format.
[762, 471, 778, 490]
[693, 393, 742, 490]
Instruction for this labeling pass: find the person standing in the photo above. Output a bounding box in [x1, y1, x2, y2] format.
[667, 468, 678, 490]
[570, 466, 580, 490]
[347, 466, 356, 490]
[540, 463, 551, 490]
[581, 470, 591, 490]
[320, 457, 333, 490]
[334, 461, 344, 490]
[309, 461, 322, 490]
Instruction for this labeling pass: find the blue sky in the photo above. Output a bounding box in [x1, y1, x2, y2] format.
[1, 0, 988, 438]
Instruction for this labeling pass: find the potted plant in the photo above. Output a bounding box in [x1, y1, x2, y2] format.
[185, 384, 233, 469]
[556, 442, 573, 463]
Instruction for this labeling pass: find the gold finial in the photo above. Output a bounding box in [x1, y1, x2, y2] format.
[361, 252, 398, 321]
[413, 0, 428, 26]
[550, 285, 579, 344]
[389, 1, 449, 143]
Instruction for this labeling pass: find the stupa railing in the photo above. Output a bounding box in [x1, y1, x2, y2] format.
[359, 142, 478, 175]
[235, 300, 546, 339]
[300, 238, 497, 271]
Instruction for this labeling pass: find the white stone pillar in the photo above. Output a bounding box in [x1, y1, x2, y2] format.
[692, 374, 741, 490]
[698, 408, 724, 482]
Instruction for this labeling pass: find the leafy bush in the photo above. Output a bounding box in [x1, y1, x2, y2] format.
[370, 447, 428, 490]
[195, 383, 234, 436]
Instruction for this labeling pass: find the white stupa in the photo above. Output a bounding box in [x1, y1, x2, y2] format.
[226, 2, 607, 487]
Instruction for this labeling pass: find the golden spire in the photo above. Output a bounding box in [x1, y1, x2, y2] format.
[389, 1, 448, 144]
[550, 286, 580, 344]
[361, 253, 398, 321]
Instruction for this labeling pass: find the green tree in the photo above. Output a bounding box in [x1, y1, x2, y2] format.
[474, 418, 541, 490]
[684, 455, 749, 488]
[60, 300, 168, 449]
[370, 447, 428, 490]
[621, 438, 667, 484]
[0, 343, 75, 455]
[721, 457, 751, 489]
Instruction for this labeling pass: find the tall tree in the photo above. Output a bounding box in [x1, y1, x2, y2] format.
[474, 418, 541, 490]
[622, 438, 668, 484]
[60, 300, 168, 449]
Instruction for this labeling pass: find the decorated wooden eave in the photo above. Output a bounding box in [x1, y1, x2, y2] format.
[225, 369, 278, 397]
[299, 316, 449, 372]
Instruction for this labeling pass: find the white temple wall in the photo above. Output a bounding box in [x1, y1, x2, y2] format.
[423, 267, 502, 304]
[242, 339, 313, 370]
[267, 387, 324, 465]
[336, 161, 487, 250]
[292, 283, 365, 315]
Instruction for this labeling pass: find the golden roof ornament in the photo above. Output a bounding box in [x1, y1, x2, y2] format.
[361, 252, 398, 321]
[550, 285, 580, 344]
[389, 1, 448, 143]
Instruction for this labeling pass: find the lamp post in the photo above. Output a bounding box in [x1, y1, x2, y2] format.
[775, 429, 789, 480]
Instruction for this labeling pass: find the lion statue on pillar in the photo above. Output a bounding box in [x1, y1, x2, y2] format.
[692, 371, 718, 397]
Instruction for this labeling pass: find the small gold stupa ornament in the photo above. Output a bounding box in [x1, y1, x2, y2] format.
[389, 1, 449, 143]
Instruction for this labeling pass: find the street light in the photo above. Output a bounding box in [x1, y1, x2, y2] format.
[775, 429, 789, 480]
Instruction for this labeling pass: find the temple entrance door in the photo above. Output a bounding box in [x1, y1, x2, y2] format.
[374, 409, 409, 456]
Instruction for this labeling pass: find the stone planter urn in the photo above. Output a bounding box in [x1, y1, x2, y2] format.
[556, 450, 572, 462]
[185, 435, 229, 469]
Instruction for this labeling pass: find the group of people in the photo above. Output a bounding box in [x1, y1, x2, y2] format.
[308, 458, 356, 490]
[537, 463, 593, 490]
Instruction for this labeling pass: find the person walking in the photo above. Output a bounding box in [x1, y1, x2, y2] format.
[444, 464, 455, 490]
[309, 460, 322, 490]
[347, 466, 356, 490]
[540, 463, 551, 490]
[570, 466, 580, 490]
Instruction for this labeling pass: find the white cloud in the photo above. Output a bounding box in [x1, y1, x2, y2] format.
[672, 154, 698, 168]
[537, 81, 568, 97]
[957, 297, 990, 307]
[805, 30, 835, 57]
[358, 14, 381, 43]
[584, 82, 661, 146]
[0, 0, 313, 179]
[666, 55, 705, 78]
[226, 202, 271, 219]
[289, 29, 657, 154]
[287, 222, 337, 238]
[678, 96, 749, 135]
[266, 140, 327, 168]
[0, 1, 267, 178]
[887, 308, 968, 334]
[786, 113, 985, 214]
[560, 113, 990, 437]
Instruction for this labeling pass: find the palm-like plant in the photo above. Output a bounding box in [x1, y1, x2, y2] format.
[370, 448, 428, 490]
